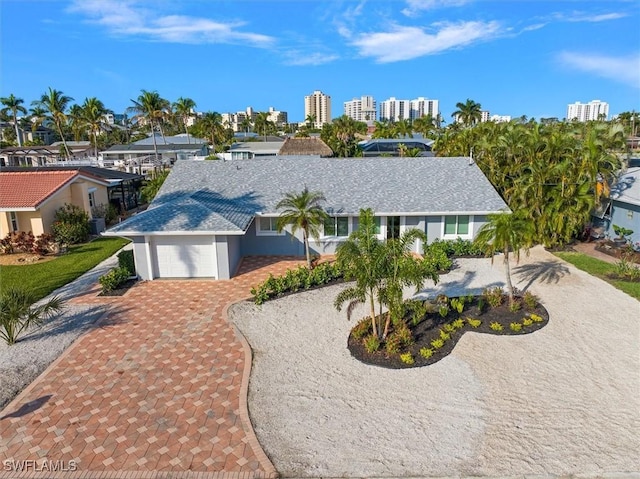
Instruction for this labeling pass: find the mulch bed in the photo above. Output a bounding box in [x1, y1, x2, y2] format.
[348, 297, 549, 369]
[594, 241, 640, 264]
[98, 278, 139, 297]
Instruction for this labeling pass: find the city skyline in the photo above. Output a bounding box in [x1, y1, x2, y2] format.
[1, 1, 639, 123]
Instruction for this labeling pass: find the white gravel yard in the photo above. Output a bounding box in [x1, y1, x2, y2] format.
[0, 247, 123, 410]
[229, 246, 640, 478]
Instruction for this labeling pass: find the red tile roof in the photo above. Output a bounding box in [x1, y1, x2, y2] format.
[0, 171, 79, 208]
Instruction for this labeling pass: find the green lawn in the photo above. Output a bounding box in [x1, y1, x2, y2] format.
[0, 237, 130, 302]
[554, 252, 640, 301]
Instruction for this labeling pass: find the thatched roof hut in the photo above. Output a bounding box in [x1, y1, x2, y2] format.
[278, 137, 333, 157]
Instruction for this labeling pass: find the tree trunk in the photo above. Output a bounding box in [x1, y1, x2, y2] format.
[185, 121, 191, 144]
[151, 121, 160, 168]
[57, 122, 72, 159]
[14, 119, 22, 147]
[504, 248, 514, 302]
[303, 230, 311, 269]
[369, 293, 378, 338]
[382, 312, 391, 339]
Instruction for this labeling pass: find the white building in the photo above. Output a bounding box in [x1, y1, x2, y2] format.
[490, 115, 512, 123]
[344, 96, 377, 123]
[266, 107, 288, 127]
[567, 100, 609, 122]
[409, 97, 439, 120]
[480, 111, 491, 123]
[304, 91, 332, 129]
[379, 97, 411, 122]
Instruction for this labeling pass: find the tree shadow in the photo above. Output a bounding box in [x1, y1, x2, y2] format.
[513, 260, 571, 292]
[1, 395, 52, 419]
[413, 270, 504, 300]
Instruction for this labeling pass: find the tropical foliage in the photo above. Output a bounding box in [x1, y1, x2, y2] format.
[276, 187, 329, 268]
[0, 286, 64, 345]
[435, 119, 625, 247]
[320, 115, 367, 157]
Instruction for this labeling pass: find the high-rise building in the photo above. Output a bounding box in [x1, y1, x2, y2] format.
[221, 106, 288, 132]
[379, 97, 411, 122]
[409, 97, 439, 120]
[490, 115, 512, 123]
[304, 90, 331, 129]
[480, 111, 491, 123]
[567, 100, 609, 122]
[344, 96, 377, 123]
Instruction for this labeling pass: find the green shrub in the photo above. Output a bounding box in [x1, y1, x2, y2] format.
[522, 291, 539, 309]
[466, 317, 481, 328]
[419, 347, 434, 359]
[430, 338, 445, 349]
[364, 334, 380, 354]
[405, 299, 428, 326]
[91, 203, 118, 224]
[490, 321, 503, 331]
[509, 299, 522, 312]
[451, 318, 465, 330]
[364, 333, 380, 353]
[450, 297, 465, 313]
[400, 352, 414, 365]
[438, 305, 449, 318]
[99, 267, 130, 293]
[510, 322, 523, 332]
[522, 317, 533, 326]
[483, 287, 505, 308]
[477, 297, 487, 313]
[51, 204, 90, 244]
[250, 262, 343, 304]
[612, 259, 640, 280]
[423, 238, 484, 258]
[385, 333, 402, 355]
[352, 318, 372, 340]
[393, 321, 414, 347]
[443, 323, 455, 333]
[439, 329, 450, 341]
[117, 250, 136, 276]
[529, 313, 544, 323]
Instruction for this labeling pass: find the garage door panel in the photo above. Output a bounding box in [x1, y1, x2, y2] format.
[152, 236, 217, 278]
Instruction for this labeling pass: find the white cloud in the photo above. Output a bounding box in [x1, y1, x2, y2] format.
[402, 0, 471, 16]
[349, 21, 502, 63]
[558, 51, 640, 89]
[553, 11, 628, 23]
[67, 0, 274, 47]
[282, 51, 340, 66]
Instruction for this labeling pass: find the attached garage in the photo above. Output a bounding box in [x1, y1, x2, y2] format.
[151, 236, 217, 279]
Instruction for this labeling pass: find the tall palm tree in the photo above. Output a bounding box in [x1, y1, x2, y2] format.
[253, 111, 275, 140]
[412, 114, 436, 139]
[68, 104, 85, 143]
[452, 99, 482, 127]
[335, 208, 385, 337]
[0, 94, 27, 146]
[80, 97, 108, 158]
[173, 97, 196, 144]
[275, 187, 328, 268]
[127, 90, 168, 167]
[394, 119, 413, 139]
[32, 88, 74, 157]
[474, 211, 535, 303]
[199, 111, 224, 153]
[29, 106, 47, 135]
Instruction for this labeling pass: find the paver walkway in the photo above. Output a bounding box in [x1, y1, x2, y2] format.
[0, 256, 307, 479]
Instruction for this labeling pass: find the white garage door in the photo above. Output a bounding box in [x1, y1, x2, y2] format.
[152, 236, 217, 278]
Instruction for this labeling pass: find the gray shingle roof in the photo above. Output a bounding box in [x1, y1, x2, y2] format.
[106, 156, 508, 235]
[610, 166, 640, 207]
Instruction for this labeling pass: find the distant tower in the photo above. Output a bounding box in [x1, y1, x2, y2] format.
[379, 97, 411, 122]
[567, 100, 609, 122]
[304, 90, 332, 129]
[344, 96, 377, 123]
[409, 97, 439, 120]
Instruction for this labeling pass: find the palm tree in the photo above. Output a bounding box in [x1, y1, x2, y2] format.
[452, 99, 482, 127]
[68, 104, 85, 143]
[304, 114, 316, 130]
[412, 114, 436, 139]
[173, 97, 196, 144]
[79, 97, 108, 158]
[254, 111, 275, 140]
[394, 118, 413, 139]
[127, 90, 168, 167]
[474, 211, 535, 303]
[32, 87, 74, 157]
[0, 286, 64, 345]
[29, 106, 47, 135]
[199, 111, 224, 153]
[334, 209, 385, 337]
[0, 94, 27, 146]
[275, 187, 328, 268]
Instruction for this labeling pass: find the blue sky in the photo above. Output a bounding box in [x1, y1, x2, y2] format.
[2, 0, 639, 123]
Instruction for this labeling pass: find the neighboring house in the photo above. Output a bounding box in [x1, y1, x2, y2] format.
[0, 143, 95, 167]
[359, 138, 434, 157]
[100, 142, 209, 175]
[0, 170, 111, 237]
[1, 166, 145, 213]
[278, 137, 333, 157]
[103, 156, 508, 280]
[225, 140, 284, 160]
[608, 165, 640, 245]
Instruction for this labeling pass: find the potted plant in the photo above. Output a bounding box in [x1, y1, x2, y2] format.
[613, 225, 634, 246]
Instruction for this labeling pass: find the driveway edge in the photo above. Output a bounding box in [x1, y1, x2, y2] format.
[222, 299, 279, 479]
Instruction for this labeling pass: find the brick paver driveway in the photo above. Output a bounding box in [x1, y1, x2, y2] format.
[0, 256, 306, 479]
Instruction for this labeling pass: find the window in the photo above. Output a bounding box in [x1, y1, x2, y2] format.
[374, 216, 381, 235]
[324, 216, 349, 237]
[9, 212, 18, 232]
[387, 216, 400, 239]
[88, 191, 96, 208]
[256, 216, 282, 235]
[444, 215, 470, 236]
